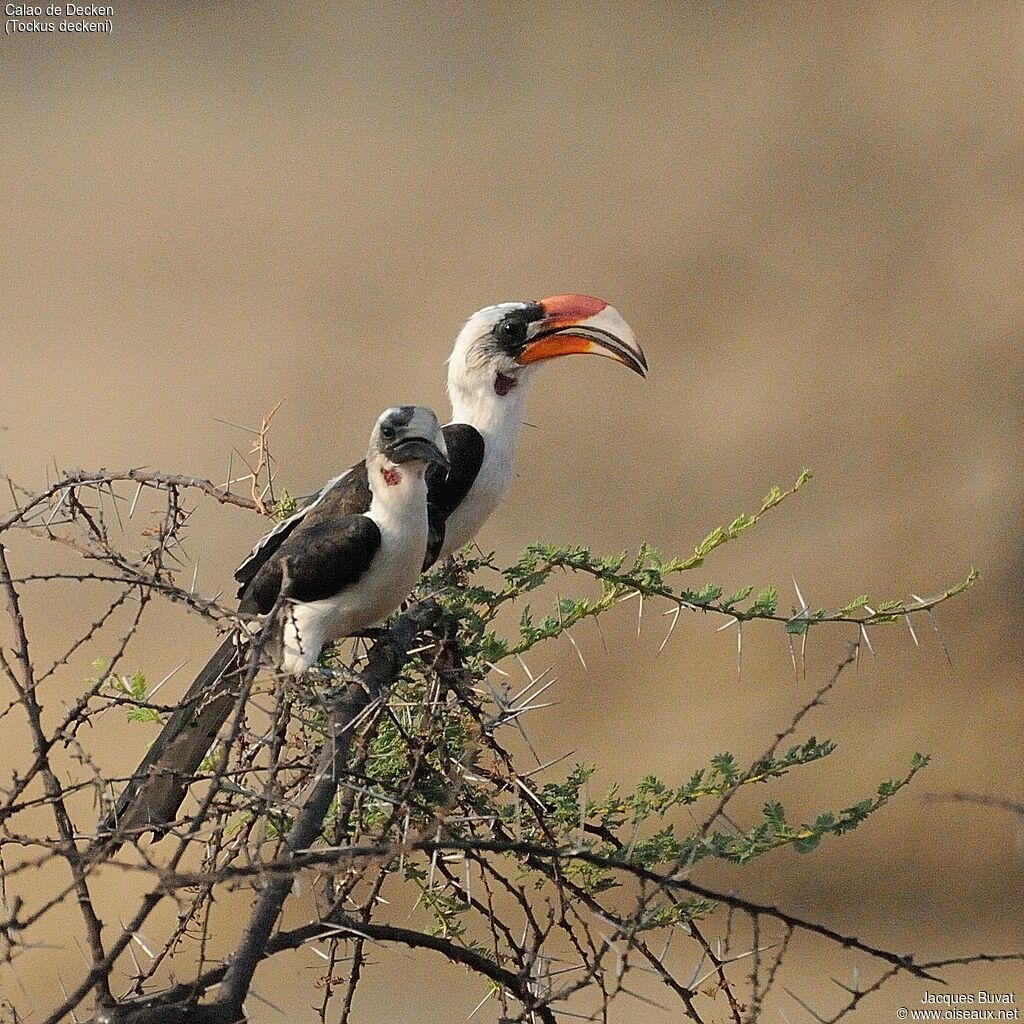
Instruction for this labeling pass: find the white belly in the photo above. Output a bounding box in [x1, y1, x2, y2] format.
[439, 438, 513, 559]
[278, 508, 428, 675]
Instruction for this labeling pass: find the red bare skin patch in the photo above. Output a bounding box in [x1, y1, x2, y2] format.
[382, 466, 402, 486]
[494, 372, 517, 396]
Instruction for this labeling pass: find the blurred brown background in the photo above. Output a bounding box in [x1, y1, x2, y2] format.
[2, 2, 1022, 1021]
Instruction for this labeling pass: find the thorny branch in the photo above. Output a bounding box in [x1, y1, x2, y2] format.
[0, 462, 1018, 1024]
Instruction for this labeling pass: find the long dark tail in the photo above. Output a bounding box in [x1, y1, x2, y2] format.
[96, 632, 248, 851]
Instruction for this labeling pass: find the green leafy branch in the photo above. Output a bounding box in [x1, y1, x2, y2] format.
[426, 471, 976, 662]
[516, 747, 930, 880]
[99, 662, 162, 724]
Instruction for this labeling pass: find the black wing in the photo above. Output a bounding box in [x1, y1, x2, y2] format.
[422, 423, 485, 568]
[430, 423, 485, 518]
[234, 462, 372, 598]
[248, 513, 381, 613]
[423, 504, 447, 570]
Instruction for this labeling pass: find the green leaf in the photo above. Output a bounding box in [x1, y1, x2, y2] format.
[694, 583, 723, 606]
[794, 833, 822, 854]
[127, 706, 162, 724]
[837, 595, 870, 617]
[722, 585, 754, 610]
[763, 801, 787, 831]
[748, 586, 778, 616]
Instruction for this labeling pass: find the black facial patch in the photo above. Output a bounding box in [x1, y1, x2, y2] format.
[492, 302, 544, 356]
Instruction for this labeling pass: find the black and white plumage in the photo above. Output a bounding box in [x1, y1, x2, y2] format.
[100, 406, 448, 842]
[437, 294, 646, 558]
[235, 294, 646, 575]
[102, 295, 645, 843]
[250, 405, 448, 675]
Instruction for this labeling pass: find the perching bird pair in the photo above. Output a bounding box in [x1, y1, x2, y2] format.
[102, 294, 647, 844]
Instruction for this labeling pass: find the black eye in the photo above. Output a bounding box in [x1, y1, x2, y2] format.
[380, 423, 396, 440]
[497, 318, 528, 347]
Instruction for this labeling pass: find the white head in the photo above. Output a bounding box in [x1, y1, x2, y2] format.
[366, 406, 449, 494]
[447, 294, 647, 431]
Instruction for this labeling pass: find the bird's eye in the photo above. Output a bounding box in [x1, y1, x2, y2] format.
[497, 319, 528, 347]
[380, 423, 396, 440]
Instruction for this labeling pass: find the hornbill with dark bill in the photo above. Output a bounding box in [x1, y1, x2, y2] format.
[101, 294, 645, 843]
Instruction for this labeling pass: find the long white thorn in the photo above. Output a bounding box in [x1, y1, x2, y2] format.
[792, 575, 808, 615]
[509, 661, 553, 705]
[737, 621, 743, 682]
[465, 990, 493, 1022]
[45, 488, 69, 526]
[692, 942, 778, 987]
[859, 623, 876, 656]
[658, 604, 681, 655]
[128, 481, 144, 519]
[522, 750, 575, 778]
[565, 630, 588, 672]
[904, 611, 920, 647]
[926, 609, 952, 664]
[146, 660, 189, 702]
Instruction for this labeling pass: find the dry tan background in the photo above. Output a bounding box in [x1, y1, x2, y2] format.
[2, 3, 1022, 1021]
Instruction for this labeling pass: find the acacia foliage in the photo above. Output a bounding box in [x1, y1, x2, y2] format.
[0, 464, 1013, 1024]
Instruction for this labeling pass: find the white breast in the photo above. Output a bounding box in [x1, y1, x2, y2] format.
[438, 431, 515, 559]
[278, 474, 430, 675]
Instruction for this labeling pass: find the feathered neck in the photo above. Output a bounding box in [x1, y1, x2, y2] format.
[447, 351, 535, 441]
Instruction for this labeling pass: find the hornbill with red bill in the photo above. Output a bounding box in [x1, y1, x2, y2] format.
[99, 294, 645, 845]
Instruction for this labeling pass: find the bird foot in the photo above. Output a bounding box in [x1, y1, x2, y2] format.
[304, 664, 359, 683]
